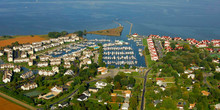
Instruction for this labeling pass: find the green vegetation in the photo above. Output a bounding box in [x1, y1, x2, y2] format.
[87, 26, 123, 36]
[48, 31, 68, 38]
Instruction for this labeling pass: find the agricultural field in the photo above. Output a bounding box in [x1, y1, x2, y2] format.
[0, 97, 26, 110]
[0, 35, 48, 47]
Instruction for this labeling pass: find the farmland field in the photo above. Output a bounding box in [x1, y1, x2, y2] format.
[0, 97, 26, 110]
[0, 35, 48, 47]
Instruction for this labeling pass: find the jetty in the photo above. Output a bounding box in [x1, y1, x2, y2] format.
[126, 21, 133, 35]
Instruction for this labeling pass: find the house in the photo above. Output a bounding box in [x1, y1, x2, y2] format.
[213, 59, 219, 64]
[28, 60, 33, 66]
[28, 49, 34, 55]
[50, 61, 61, 66]
[21, 82, 38, 90]
[205, 48, 214, 52]
[84, 58, 92, 64]
[124, 90, 131, 98]
[38, 70, 55, 76]
[66, 81, 73, 86]
[188, 74, 195, 79]
[20, 71, 34, 79]
[184, 70, 193, 74]
[8, 56, 13, 62]
[49, 58, 61, 62]
[82, 91, 91, 97]
[40, 55, 50, 61]
[201, 90, 210, 96]
[95, 81, 107, 88]
[2, 70, 13, 83]
[14, 58, 29, 63]
[0, 51, 4, 56]
[196, 43, 208, 48]
[214, 103, 220, 110]
[13, 65, 21, 73]
[98, 67, 108, 74]
[58, 102, 68, 108]
[77, 94, 88, 101]
[0, 63, 14, 69]
[51, 86, 63, 93]
[174, 37, 183, 41]
[64, 64, 71, 69]
[30, 55, 36, 60]
[4, 48, 12, 52]
[132, 33, 138, 37]
[153, 100, 163, 107]
[64, 70, 74, 76]
[37, 62, 48, 67]
[191, 66, 199, 70]
[52, 66, 59, 73]
[127, 84, 133, 90]
[189, 103, 196, 109]
[21, 52, 27, 58]
[216, 66, 220, 72]
[88, 87, 99, 93]
[34, 47, 44, 52]
[213, 43, 220, 47]
[121, 103, 129, 110]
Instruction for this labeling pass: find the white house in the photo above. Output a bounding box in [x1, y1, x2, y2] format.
[77, 94, 88, 101]
[2, 70, 13, 83]
[21, 82, 38, 90]
[188, 74, 195, 79]
[0, 51, 4, 56]
[82, 91, 91, 97]
[37, 62, 48, 67]
[28, 60, 33, 66]
[98, 67, 108, 74]
[51, 86, 63, 93]
[20, 71, 34, 79]
[95, 81, 107, 88]
[121, 103, 129, 110]
[64, 70, 74, 76]
[21, 52, 27, 58]
[13, 66, 21, 73]
[38, 70, 55, 76]
[52, 66, 59, 73]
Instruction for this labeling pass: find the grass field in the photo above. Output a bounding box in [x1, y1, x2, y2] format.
[0, 97, 26, 110]
[0, 35, 48, 47]
[142, 38, 148, 46]
[87, 26, 123, 36]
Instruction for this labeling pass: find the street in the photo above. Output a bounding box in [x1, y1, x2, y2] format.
[140, 68, 152, 110]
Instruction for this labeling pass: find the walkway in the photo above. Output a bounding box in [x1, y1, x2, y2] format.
[0, 92, 37, 110]
[126, 21, 133, 35]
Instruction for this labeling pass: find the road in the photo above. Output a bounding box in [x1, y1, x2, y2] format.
[154, 40, 164, 58]
[49, 89, 79, 107]
[140, 68, 152, 110]
[203, 73, 213, 89]
[0, 92, 37, 110]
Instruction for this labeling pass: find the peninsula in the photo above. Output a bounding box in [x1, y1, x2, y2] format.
[87, 26, 123, 36]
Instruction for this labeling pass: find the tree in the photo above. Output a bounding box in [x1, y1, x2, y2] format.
[48, 32, 61, 38]
[114, 82, 121, 89]
[124, 63, 129, 69]
[61, 31, 68, 36]
[130, 96, 138, 110]
[74, 31, 83, 37]
[170, 42, 176, 49]
[183, 44, 190, 51]
[160, 98, 177, 109]
[106, 76, 113, 83]
[196, 72, 204, 82]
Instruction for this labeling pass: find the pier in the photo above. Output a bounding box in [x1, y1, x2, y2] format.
[126, 21, 133, 35]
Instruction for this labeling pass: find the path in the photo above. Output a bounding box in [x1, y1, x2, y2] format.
[0, 92, 36, 110]
[140, 68, 152, 110]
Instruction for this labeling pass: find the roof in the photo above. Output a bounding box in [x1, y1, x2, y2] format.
[111, 93, 117, 96]
[201, 90, 210, 96]
[124, 90, 131, 94]
[156, 78, 165, 81]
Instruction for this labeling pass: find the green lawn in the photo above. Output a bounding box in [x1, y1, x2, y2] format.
[142, 38, 148, 46]
[24, 90, 42, 97]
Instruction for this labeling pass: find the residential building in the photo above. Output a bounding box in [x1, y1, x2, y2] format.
[21, 82, 38, 90]
[51, 85, 63, 93]
[2, 70, 13, 83]
[14, 58, 29, 63]
[38, 70, 55, 76]
[88, 87, 99, 93]
[95, 81, 107, 88]
[37, 62, 48, 67]
[20, 71, 34, 79]
[121, 103, 129, 110]
[77, 94, 88, 101]
[97, 67, 108, 74]
[52, 66, 59, 73]
[64, 70, 74, 76]
[201, 90, 210, 96]
[13, 65, 21, 73]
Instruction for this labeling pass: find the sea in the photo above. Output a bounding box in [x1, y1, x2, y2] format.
[0, 0, 220, 67]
